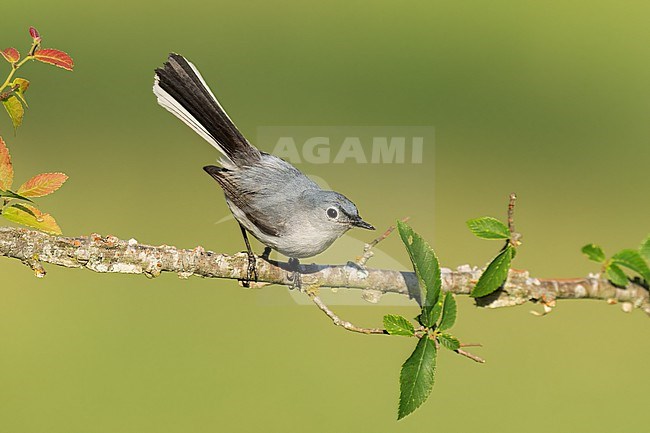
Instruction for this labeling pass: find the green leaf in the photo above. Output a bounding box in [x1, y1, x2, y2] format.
[398, 337, 437, 420]
[383, 315, 415, 336]
[430, 295, 444, 327]
[397, 221, 441, 327]
[12, 78, 29, 107]
[606, 263, 628, 287]
[437, 333, 460, 351]
[471, 246, 513, 298]
[10, 202, 38, 218]
[438, 292, 457, 331]
[611, 249, 650, 282]
[2, 95, 24, 131]
[466, 217, 510, 240]
[640, 236, 650, 262]
[1, 203, 62, 235]
[0, 189, 33, 202]
[581, 244, 606, 263]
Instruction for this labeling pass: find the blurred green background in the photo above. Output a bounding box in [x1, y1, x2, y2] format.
[1, 0, 649, 431]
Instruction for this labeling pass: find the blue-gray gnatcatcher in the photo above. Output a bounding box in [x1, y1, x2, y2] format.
[153, 54, 374, 285]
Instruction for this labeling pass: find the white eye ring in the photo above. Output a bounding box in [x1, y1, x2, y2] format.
[326, 207, 338, 219]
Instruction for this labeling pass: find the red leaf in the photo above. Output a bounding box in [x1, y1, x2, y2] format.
[0, 136, 14, 190]
[29, 26, 41, 42]
[17, 172, 68, 197]
[1, 48, 20, 63]
[33, 48, 74, 71]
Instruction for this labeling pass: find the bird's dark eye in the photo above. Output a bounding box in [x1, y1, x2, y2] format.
[327, 207, 338, 219]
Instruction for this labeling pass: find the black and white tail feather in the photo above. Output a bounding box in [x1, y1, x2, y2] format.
[153, 53, 261, 168]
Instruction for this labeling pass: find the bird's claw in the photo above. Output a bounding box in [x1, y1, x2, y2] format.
[288, 258, 302, 291]
[242, 251, 258, 288]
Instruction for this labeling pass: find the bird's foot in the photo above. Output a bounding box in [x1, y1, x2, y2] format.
[288, 257, 302, 291]
[241, 250, 258, 288]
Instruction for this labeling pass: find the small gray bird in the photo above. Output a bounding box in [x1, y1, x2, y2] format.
[153, 54, 374, 284]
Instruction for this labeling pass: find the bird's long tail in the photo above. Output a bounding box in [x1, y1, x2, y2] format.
[153, 53, 260, 167]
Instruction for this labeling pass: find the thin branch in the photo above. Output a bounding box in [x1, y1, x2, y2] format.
[456, 349, 485, 363]
[356, 216, 409, 268]
[1, 227, 649, 315]
[507, 193, 517, 235]
[0, 84, 19, 102]
[308, 293, 387, 335]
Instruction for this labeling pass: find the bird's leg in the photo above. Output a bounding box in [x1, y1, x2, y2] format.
[288, 257, 302, 290]
[239, 223, 257, 287]
[261, 246, 272, 261]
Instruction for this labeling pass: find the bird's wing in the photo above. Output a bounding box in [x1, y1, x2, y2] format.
[204, 154, 320, 238]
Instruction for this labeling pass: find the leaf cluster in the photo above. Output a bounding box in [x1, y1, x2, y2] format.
[382, 221, 469, 420]
[0, 137, 66, 234]
[0, 28, 72, 235]
[466, 216, 518, 297]
[2, 26, 74, 131]
[581, 238, 650, 287]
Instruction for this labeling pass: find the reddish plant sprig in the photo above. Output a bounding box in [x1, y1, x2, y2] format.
[0, 27, 72, 235]
[1, 26, 74, 131]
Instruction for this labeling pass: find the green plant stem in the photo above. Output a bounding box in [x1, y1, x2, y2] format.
[0, 56, 33, 93]
[0, 40, 38, 93]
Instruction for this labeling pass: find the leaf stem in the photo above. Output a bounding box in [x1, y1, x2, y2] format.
[0, 40, 38, 93]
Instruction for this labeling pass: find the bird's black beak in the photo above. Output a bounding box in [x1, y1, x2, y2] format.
[352, 217, 375, 230]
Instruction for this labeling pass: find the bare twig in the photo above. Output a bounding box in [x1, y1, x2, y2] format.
[459, 343, 482, 348]
[456, 349, 485, 363]
[356, 216, 410, 268]
[21, 256, 46, 278]
[507, 193, 523, 246]
[507, 193, 517, 235]
[308, 293, 387, 335]
[0, 84, 19, 102]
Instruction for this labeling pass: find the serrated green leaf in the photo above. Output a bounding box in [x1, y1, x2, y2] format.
[398, 337, 437, 420]
[606, 263, 628, 287]
[1, 203, 62, 235]
[0, 189, 33, 202]
[611, 249, 650, 282]
[384, 314, 415, 336]
[471, 246, 513, 298]
[2, 95, 24, 131]
[397, 221, 441, 327]
[581, 244, 606, 263]
[437, 333, 460, 351]
[640, 236, 650, 262]
[466, 217, 510, 240]
[438, 292, 457, 331]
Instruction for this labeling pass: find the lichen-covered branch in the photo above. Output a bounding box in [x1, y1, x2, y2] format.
[1, 226, 648, 315]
